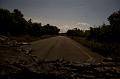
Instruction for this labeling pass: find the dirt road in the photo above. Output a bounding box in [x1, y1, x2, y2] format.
[28, 36, 103, 63]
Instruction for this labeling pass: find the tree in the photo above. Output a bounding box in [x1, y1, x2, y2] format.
[42, 24, 60, 35]
[66, 28, 85, 37]
[11, 9, 29, 35]
[0, 8, 60, 36]
[88, 10, 120, 42]
[108, 10, 120, 42]
[0, 8, 12, 35]
[13, 9, 23, 17]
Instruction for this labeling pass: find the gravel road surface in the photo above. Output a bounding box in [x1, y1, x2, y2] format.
[29, 36, 103, 63]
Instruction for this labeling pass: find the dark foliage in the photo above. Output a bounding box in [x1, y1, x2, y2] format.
[86, 10, 120, 57]
[66, 28, 88, 37]
[66, 10, 120, 57]
[89, 10, 120, 43]
[0, 8, 60, 36]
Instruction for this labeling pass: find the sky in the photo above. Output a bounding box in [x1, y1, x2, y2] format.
[0, 0, 120, 32]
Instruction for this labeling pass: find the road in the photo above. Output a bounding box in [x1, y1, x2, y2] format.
[28, 36, 103, 63]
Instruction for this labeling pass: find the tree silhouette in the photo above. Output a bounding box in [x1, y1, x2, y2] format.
[66, 28, 86, 37]
[108, 10, 120, 42]
[0, 8, 60, 36]
[88, 10, 120, 43]
[13, 9, 23, 17]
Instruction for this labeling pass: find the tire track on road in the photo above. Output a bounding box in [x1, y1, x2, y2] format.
[71, 40, 93, 62]
[42, 38, 58, 61]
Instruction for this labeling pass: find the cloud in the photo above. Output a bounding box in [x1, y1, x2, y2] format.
[59, 22, 93, 33]
[59, 25, 70, 33]
[75, 22, 93, 30]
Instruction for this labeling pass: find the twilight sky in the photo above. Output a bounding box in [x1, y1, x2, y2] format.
[0, 0, 120, 32]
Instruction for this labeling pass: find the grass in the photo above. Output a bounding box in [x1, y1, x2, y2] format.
[68, 36, 120, 57]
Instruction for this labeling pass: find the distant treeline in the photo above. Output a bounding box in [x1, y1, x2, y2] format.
[66, 10, 120, 57]
[0, 8, 60, 36]
[67, 10, 120, 43]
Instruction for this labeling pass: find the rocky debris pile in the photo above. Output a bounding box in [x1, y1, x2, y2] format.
[35, 58, 120, 79]
[1, 56, 120, 79]
[0, 37, 38, 76]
